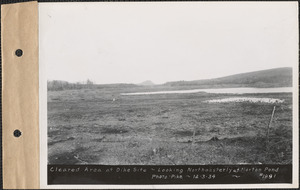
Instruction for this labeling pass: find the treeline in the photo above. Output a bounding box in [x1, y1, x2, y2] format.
[164, 67, 292, 88]
[48, 80, 94, 91]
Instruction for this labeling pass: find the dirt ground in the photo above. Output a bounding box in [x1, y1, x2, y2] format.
[48, 88, 293, 165]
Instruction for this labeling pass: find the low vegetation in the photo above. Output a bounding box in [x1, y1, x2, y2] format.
[48, 87, 293, 165]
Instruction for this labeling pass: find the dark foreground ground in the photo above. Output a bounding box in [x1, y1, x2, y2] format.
[48, 88, 293, 165]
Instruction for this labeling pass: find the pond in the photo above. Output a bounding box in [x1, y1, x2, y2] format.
[121, 87, 293, 96]
[205, 97, 284, 104]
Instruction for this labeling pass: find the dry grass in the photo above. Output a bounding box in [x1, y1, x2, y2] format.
[47, 88, 293, 165]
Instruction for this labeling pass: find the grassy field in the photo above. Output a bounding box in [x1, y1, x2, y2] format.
[48, 87, 293, 165]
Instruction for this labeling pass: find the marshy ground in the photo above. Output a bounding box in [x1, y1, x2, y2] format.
[48, 88, 293, 165]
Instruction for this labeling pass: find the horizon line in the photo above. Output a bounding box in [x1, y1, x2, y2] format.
[47, 66, 292, 85]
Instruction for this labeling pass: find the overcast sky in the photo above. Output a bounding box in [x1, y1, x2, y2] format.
[39, 2, 298, 84]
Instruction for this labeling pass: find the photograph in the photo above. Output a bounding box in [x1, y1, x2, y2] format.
[39, 2, 298, 186]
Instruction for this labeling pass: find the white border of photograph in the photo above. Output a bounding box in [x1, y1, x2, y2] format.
[39, 2, 299, 189]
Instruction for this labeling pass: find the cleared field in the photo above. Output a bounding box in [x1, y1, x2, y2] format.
[48, 88, 293, 165]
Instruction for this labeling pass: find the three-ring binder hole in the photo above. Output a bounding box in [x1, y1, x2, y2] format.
[13, 129, 22, 137]
[15, 49, 23, 57]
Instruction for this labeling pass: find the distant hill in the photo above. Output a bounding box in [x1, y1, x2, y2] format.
[48, 67, 292, 91]
[164, 67, 293, 88]
[138, 80, 155, 86]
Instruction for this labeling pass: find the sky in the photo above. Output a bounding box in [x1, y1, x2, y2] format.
[39, 2, 298, 84]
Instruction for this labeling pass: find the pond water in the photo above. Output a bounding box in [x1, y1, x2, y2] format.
[205, 97, 284, 104]
[121, 87, 292, 96]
